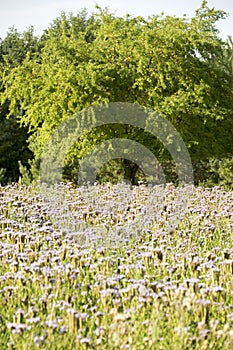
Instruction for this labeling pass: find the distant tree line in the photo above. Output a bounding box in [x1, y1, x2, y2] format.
[0, 1, 232, 188]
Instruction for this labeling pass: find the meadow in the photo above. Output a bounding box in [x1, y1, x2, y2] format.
[0, 182, 232, 349]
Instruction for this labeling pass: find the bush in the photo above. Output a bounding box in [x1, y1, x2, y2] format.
[195, 156, 233, 190]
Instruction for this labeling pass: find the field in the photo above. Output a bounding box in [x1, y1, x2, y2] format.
[0, 183, 233, 349]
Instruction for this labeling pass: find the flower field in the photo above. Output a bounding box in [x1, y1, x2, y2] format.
[0, 183, 233, 349]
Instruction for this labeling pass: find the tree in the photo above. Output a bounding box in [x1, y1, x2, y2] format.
[1, 2, 233, 185]
[0, 27, 41, 183]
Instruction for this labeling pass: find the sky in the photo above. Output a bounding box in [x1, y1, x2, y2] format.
[0, 0, 232, 40]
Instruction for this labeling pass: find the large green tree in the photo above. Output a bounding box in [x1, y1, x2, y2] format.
[1, 2, 233, 184]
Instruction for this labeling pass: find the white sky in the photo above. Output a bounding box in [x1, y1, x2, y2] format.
[0, 0, 232, 40]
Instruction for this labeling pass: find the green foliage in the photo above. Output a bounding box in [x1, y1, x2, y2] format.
[0, 168, 6, 183]
[0, 110, 33, 184]
[18, 160, 32, 186]
[0, 2, 232, 186]
[196, 156, 233, 190]
[0, 26, 40, 67]
[0, 27, 41, 183]
[18, 159, 39, 185]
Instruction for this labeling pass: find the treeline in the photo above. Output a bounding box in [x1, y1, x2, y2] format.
[0, 1, 233, 188]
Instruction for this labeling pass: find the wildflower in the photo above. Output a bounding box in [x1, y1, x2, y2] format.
[7, 322, 27, 334]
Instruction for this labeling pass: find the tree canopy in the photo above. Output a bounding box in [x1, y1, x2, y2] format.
[0, 2, 233, 185]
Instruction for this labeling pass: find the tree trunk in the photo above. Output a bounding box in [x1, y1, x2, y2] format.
[122, 159, 139, 185]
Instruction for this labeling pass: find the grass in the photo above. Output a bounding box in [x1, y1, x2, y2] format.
[0, 182, 232, 349]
